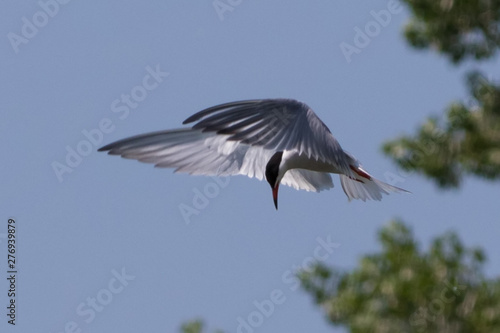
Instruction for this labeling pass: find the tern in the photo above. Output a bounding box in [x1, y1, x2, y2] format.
[99, 99, 407, 209]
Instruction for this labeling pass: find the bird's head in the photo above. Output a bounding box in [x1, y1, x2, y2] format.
[265, 151, 284, 210]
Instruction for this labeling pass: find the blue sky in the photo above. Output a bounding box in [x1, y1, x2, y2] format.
[1, 1, 499, 332]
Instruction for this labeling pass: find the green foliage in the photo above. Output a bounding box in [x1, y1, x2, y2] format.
[383, 72, 500, 188]
[401, 0, 500, 63]
[299, 220, 500, 333]
[180, 320, 225, 333]
[385, 1, 500, 187]
[180, 320, 204, 333]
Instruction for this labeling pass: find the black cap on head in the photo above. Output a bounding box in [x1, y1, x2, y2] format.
[265, 151, 283, 188]
[265, 152, 283, 209]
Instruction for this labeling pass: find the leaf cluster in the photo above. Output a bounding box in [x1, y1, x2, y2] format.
[299, 221, 500, 333]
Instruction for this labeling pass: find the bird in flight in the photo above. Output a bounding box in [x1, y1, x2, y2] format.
[99, 99, 407, 209]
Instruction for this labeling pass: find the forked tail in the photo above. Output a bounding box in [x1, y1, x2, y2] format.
[340, 165, 408, 201]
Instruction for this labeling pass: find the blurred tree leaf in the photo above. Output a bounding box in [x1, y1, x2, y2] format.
[180, 320, 204, 333]
[401, 0, 500, 63]
[299, 220, 500, 332]
[383, 72, 500, 188]
[385, 1, 500, 188]
[180, 319, 224, 333]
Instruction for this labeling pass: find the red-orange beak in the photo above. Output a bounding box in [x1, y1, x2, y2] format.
[272, 184, 279, 210]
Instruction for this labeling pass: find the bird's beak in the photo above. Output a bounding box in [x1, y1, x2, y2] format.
[272, 184, 279, 210]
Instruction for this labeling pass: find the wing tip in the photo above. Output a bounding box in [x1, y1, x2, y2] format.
[340, 174, 409, 201]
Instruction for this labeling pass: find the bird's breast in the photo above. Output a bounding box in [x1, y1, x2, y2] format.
[281, 150, 341, 174]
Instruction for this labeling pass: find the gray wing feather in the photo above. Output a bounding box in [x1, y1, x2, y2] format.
[99, 99, 348, 191]
[99, 127, 334, 192]
[183, 99, 351, 175]
[99, 129, 246, 176]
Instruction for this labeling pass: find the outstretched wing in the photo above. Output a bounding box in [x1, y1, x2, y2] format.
[99, 129, 260, 177]
[98, 128, 333, 192]
[183, 99, 352, 176]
